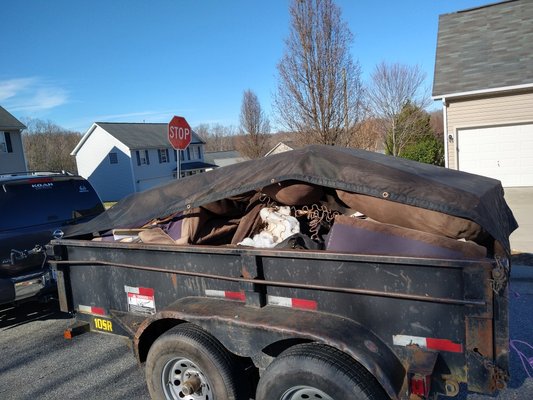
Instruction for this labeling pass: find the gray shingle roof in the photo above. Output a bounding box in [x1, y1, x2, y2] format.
[433, 0, 533, 97]
[0, 106, 26, 130]
[97, 122, 204, 149]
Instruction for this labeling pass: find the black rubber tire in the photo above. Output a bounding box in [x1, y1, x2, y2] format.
[255, 342, 389, 400]
[145, 323, 240, 400]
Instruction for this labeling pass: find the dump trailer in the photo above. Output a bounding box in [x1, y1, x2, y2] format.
[49, 145, 517, 400]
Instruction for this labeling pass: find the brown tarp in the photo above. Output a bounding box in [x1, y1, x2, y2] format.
[64, 145, 518, 253]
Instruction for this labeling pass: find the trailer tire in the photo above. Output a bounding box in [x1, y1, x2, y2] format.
[255, 342, 387, 400]
[145, 323, 240, 400]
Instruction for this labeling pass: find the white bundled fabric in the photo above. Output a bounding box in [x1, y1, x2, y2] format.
[239, 206, 300, 248]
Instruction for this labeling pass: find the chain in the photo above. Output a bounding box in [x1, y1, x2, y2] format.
[470, 349, 508, 391]
[293, 204, 339, 241]
[490, 256, 509, 295]
[258, 194, 339, 241]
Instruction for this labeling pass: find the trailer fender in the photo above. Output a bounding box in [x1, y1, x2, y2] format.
[134, 296, 405, 399]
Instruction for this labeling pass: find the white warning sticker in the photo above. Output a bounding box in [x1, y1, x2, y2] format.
[125, 286, 156, 315]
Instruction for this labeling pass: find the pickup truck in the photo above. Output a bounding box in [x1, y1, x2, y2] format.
[49, 145, 518, 400]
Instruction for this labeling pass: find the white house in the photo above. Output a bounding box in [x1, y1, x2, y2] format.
[0, 105, 27, 174]
[71, 122, 216, 201]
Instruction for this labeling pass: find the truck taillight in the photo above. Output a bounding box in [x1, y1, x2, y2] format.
[409, 373, 431, 398]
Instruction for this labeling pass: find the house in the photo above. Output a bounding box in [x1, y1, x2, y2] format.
[264, 141, 299, 156]
[0, 105, 27, 174]
[433, 0, 533, 187]
[71, 122, 216, 201]
[204, 150, 247, 169]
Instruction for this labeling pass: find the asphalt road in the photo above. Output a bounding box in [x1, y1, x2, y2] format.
[0, 264, 532, 400]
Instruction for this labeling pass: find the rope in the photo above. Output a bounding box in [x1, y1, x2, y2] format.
[510, 340, 533, 378]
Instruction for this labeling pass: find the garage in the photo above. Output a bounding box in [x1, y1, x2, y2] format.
[457, 123, 533, 187]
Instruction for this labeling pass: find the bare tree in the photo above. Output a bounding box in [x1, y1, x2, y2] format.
[350, 118, 385, 152]
[21, 117, 81, 173]
[367, 62, 430, 156]
[274, 0, 363, 146]
[237, 90, 270, 158]
[193, 123, 237, 152]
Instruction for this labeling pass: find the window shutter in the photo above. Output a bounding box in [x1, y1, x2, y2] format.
[5, 132, 12, 153]
[145, 150, 150, 165]
[158, 149, 162, 163]
[136, 150, 141, 166]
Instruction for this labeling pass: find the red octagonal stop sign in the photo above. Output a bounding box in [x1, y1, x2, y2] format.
[168, 116, 192, 150]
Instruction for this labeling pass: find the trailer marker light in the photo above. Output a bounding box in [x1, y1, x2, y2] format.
[393, 334, 463, 353]
[267, 295, 318, 310]
[78, 304, 106, 316]
[409, 374, 431, 397]
[205, 290, 245, 301]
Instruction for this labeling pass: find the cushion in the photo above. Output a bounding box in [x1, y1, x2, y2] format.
[138, 228, 176, 245]
[336, 190, 485, 242]
[262, 181, 324, 206]
[326, 215, 486, 260]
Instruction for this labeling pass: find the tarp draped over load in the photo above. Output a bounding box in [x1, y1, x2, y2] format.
[64, 145, 518, 253]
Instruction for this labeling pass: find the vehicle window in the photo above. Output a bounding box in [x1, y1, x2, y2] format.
[0, 178, 104, 230]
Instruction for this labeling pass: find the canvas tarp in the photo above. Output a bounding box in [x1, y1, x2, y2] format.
[64, 145, 518, 253]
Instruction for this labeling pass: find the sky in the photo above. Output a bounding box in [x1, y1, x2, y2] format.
[1, 0, 494, 133]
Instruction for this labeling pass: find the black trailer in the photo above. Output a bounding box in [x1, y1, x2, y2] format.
[50, 146, 517, 400]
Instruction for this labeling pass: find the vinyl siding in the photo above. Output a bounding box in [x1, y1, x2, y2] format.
[0, 130, 26, 173]
[75, 126, 134, 201]
[446, 91, 533, 168]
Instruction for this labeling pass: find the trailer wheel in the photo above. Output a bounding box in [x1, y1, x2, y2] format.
[146, 323, 239, 400]
[255, 343, 387, 400]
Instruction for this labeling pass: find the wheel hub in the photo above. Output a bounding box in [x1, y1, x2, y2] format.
[162, 357, 213, 400]
[281, 385, 334, 400]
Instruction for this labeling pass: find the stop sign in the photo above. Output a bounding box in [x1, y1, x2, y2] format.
[168, 116, 192, 150]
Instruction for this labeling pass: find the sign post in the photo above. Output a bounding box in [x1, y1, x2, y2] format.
[167, 116, 192, 179]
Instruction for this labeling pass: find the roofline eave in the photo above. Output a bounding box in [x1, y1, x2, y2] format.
[432, 82, 533, 101]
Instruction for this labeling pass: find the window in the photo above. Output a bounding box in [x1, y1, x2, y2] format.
[158, 149, 169, 163]
[136, 150, 150, 166]
[109, 152, 118, 164]
[186, 147, 191, 160]
[0, 132, 12, 153]
[197, 146, 202, 159]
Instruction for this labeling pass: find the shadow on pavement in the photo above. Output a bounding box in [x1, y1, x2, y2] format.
[0, 299, 71, 331]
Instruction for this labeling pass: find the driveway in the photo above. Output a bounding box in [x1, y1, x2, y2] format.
[504, 187, 533, 254]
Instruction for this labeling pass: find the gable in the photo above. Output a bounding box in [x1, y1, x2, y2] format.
[433, 0, 533, 97]
[0, 106, 25, 130]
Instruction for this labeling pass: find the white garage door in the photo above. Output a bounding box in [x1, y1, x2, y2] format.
[457, 123, 533, 187]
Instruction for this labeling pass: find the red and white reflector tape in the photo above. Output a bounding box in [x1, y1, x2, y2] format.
[267, 295, 317, 310]
[78, 304, 106, 316]
[205, 290, 245, 301]
[124, 285, 155, 296]
[393, 334, 463, 353]
[204, 290, 317, 310]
